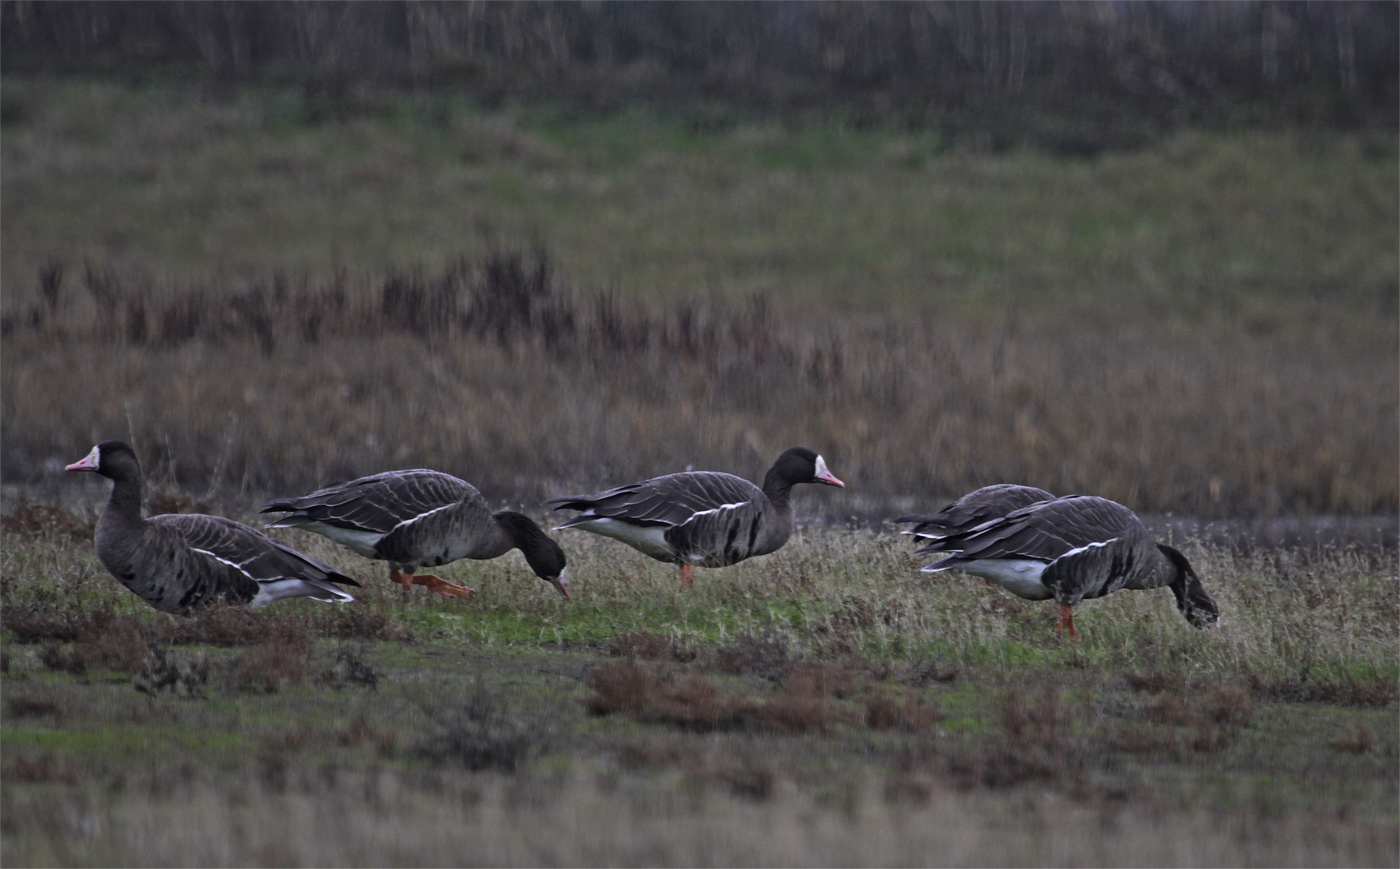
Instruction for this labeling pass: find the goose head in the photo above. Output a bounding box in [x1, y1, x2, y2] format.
[66, 440, 141, 482]
[1158, 544, 1219, 629]
[495, 511, 570, 598]
[772, 447, 845, 488]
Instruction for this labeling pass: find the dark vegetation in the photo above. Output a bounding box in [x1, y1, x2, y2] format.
[4, 2, 1396, 152]
[3, 248, 1395, 516]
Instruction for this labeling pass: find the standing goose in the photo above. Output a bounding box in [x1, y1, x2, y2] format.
[910, 494, 1218, 640]
[544, 447, 844, 588]
[65, 441, 358, 614]
[895, 484, 1055, 541]
[261, 470, 569, 598]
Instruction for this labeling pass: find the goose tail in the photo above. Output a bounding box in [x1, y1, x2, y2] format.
[250, 578, 355, 609]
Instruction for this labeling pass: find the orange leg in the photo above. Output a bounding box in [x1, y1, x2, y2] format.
[679, 563, 694, 589]
[389, 568, 474, 597]
[1055, 604, 1081, 643]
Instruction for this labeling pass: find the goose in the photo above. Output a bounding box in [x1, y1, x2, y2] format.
[260, 470, 569, 598]
[895, 484, 1054, 541]
[65, 441, 358, 614]
[907, 494, 1218, 640]
[544, 447, 844, 588]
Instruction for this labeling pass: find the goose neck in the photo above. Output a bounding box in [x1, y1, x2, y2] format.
[101, 470, 146, 532]
[760, 470, 795, 513]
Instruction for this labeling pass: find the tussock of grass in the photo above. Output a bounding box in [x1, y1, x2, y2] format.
[587, 653, 901, 736]
[418, 681, 549, 774]
[1247, 671, 1398, 708]
[224, 622, 312, 694]
[0, 497, 94, 540]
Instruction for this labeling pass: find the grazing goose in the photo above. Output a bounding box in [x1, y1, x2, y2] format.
[544, 447, 844, 588]
[909, 494, 1218, 640]
[261, 470, 569, 598]
[65, 441, 358, 614]
[895, 484, 1055, 541]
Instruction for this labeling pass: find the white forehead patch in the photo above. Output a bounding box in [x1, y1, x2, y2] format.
[815, 455, 830, 477]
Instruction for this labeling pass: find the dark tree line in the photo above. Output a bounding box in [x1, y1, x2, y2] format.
[3, 2, 1395, 147]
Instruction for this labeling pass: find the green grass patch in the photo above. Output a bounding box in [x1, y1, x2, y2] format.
[3, 77, 1394, 314]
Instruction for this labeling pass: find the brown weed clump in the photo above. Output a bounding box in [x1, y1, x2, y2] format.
[1329, 725, 1376, 755]
[1113, 683, 1254, 756]
[585, 659, 862, 734]
[945, 688, 1090, 790]
[711, 633, 793, 681]
[35, 614, 150, 676]
[1, 498, 94, 540]
[162, 604, 324, 647]
[311, 604, 413, 642]
[6, 694, 62, 718]
[587, 661, 746, 731]
[316, 645, 381, 691]
[225, 622, 312, 693]
[418, 681, 548, 773]
[1125, 670, 1187, 694]
[2, 753, 78, 785]
[4, 608, 93, 645]
[865, 689, 941, 732]
[1247, 671, 1398, 707]
[604, 631, 674, 661]
[2, 598, 122, 645]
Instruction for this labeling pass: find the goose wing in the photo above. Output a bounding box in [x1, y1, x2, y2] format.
[664, 497, 771, 567]
[918, 496, 1134, 566]
[156, 513, 360, 588]
[895, 484, 1054, 539]
[261, 470, 479, 534]
[546, 472, 762, 529]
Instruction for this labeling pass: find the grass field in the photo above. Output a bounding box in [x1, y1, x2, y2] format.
[2, 78, 1396, 311]
[1, 76, 1398, 865]
[2, 511, 1397, 866]
[2, 78, 1396, 517]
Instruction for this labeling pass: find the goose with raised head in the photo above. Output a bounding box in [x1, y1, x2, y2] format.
[65, 441, 358, 614]
[261, 470, 569, 598]
[545, 447, 844, 588]
[895, 484, 1055, 541]
[910, 494, 1218, 640]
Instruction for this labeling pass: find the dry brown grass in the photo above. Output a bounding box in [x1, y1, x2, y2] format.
[587, 657, 938, 736]
[224, 622, 312, 694]
[1247, 670, 1399, 707]
[603, 630, 677, 661]
[0, 497, 95, 540]
[1110, 682, 1255, 757]
[3, 250, 1394, 517]
[35, 614, 148, 676]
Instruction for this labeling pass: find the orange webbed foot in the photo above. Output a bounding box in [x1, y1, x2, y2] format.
[389, 568, 415, 591]
[413, 573, 475, 597]
[1055, 604, 1082, 643]
[388, 568, 474, 597]
[679, 563, 694, 589]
